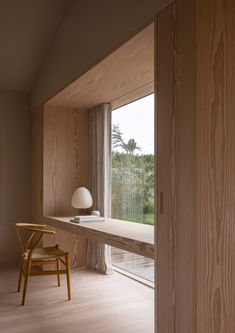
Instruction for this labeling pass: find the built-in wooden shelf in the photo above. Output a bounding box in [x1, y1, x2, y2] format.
[44, 216, 154, 259]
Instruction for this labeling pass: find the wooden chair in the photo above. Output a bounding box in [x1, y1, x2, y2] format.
[14, 223, 71, 305]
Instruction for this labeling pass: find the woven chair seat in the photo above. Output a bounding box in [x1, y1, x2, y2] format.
[23, 246, 67, 261]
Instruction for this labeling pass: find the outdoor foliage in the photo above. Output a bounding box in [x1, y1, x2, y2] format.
[111, 124, 154, 225]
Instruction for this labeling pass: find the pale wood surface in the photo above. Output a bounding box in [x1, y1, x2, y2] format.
[31, 105, 43, 223]
[46, 24, 154, 110]
[174, 1, 197, 332]
[156, 7, 176, 331]
[0, 267, 154, 333]
[43, 105, 90, 216]
[157, 0, 235, 332]
[197, 0, 235, 332]
[43, 105, 90, 267]
[44, 216, 154, 259]
[156, 2, 196, 332]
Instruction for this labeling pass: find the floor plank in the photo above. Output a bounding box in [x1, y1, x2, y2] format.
[0, 267, 154, 333]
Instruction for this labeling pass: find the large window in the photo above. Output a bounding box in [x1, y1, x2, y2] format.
[111, 94, 154, 282]
[111, 94, 154, 225]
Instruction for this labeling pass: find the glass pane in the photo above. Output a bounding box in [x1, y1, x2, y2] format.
[111, 94, 154, 225]
[111, 94, 154, 282]
[112, 247, 154, 283]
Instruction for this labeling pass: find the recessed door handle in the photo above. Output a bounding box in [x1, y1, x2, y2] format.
[160, 192, 164, 214]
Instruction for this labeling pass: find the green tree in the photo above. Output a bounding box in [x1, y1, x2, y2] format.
[112, 124, 141, 155]
[111, 124, 154, 225]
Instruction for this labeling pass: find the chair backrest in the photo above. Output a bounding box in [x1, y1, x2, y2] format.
[14, 223, 55, 257]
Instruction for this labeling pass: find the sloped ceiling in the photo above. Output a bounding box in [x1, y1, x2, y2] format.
[0, 0, 70, 92]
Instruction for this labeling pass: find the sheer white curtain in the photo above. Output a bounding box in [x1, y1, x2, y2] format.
[86, 103, 113, 274]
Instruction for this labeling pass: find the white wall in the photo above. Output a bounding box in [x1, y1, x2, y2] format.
[31, 0, 172, 108]
[0, 90, 31, 265]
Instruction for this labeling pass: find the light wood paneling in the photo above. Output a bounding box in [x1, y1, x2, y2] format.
[46, 24, 154, 110]
[0, 268, 154, 333]
[156, 1, 196, 332]
[43, 105, 90, 267]
[197, 0, 235, 332]
[156, 7, 176, 332]
[157, 0, 235, 332]
[43, 105, 90, 216]
[31, 105, 43, 223]
[44, 106, 79, 216]
[174, 0, 196, 332]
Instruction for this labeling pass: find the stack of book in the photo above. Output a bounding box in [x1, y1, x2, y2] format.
[70, 215, 104, 223]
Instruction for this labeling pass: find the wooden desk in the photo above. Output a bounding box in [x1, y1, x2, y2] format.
[44, 216, 154, 259]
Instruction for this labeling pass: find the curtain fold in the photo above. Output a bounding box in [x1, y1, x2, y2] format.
[86, 103, 113, 274]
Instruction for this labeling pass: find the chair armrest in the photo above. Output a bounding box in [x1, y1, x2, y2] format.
[14, 223, 46, 229]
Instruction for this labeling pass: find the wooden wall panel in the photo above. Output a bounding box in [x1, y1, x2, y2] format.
[43, 105, 90, 216]
[31, 105, 43, 223]
[157, 0, 235, 332]
[197, 0, 235, 332]
[43, 105, 90, 267]
[174, 0, 196, 331]
[156, 6, 176, 332]
[156, 1, 196, 332]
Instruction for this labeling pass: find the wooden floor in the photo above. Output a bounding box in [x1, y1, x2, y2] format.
[0, 267, 154, 333]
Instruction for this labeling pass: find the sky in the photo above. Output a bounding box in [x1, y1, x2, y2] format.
[112, 94, 154, 154]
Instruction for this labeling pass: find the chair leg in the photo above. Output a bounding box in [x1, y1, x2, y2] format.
[17, 258, 24, 292]
[56, 259, 60, 287]
[65, 253, 71, 300]
[21, 258, 31, 306]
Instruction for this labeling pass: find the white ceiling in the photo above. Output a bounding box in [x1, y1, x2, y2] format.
[0, 0, 70, 92]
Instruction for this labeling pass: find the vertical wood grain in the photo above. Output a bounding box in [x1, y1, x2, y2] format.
[43, 105, 90, 267]
[31, 105, 43, 223]
[156, 6, 177, 332]
[43, 105, 90, 216]
[175, 0, 196, 331]
[156, 1, 196, 332]
[197, 0, 235, 332]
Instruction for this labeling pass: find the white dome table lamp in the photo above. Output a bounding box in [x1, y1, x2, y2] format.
[71, 187, 93, 209]
[71, 187, 100, 222]
[71, 187, 93, 211]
